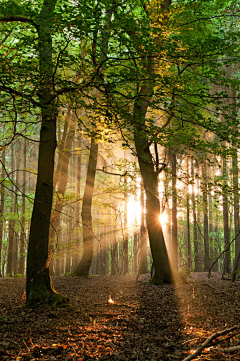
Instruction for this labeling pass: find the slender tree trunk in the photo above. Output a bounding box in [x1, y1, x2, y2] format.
[222, 156, 230, 274]
[0, 147, 5, 277]
[232, 150, 240, 273]
[13, 143, 20, 275]
[111, 222, 118, 275]
[49, 112, 76, 270]
[7, 143, 15, 276]
[139, 181, 147, 274]
[208, 193, 214, 262]
[192, 159, 200, 271]
[123, 174, 128, 274]
[171, 151, 178, 270]
[75, 137, 98, 276]
[19, 138, 27, 275]
[186, 157, 191, 269]
[72, 130, 82, 269]
[202, 160, 209, 271]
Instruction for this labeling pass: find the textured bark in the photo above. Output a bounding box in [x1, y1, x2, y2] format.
[186, 157, 191, 270]
[222, 156, 230, 274]
[18, 138, 26, 275]
[232, 150, 240, 272]
[0, 147, 5, 276]
[111, 213, 119, 275]
[75, 137, 98, 276]
[26, 0, 68, 307]
[191, 159, 200, 271]
[139, 181, 147, 274]
[49, 112, 76, 272]
[123, 174, 128, 274]
[72, 130, 82, 269]
[7, 143, 15, 276]
[13, 144, 20, 275]
[134, 91, 172, 284]
[171, 151, 178, 270]
[202, 160, 209, 271]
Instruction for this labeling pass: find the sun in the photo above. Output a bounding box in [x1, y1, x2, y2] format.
[159, 210, 167, 229]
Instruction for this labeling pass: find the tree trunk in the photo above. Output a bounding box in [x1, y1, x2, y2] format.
[134, 107, 172, 284]
[208, 193, 214, 263]
[49, 112, 76, 270]
[26, 0, 67, 307]
[192, 159, 200, 271]
[72, 130, 82, 269]
[171, 151, 178, 270]
[13, 143, 20, 275]
[0, 146, 5, 277]
[232, 150, 240, 273]
[222, 156, 230, 274]
[139, 181, 147, 274]
[19, 138, 27, 275]
[123, 174, 128, 274]
[202, 160, 209, 271]
[75, 137, 98, 276]
[7, 143, 15, 276]
[186, 157, 191, 269]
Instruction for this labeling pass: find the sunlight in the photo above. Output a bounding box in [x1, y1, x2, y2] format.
[127, 195, 141, 226]
[159, 210, 167, 230]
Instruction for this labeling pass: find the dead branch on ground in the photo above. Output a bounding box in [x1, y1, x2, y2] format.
[182, 325, 239, 361]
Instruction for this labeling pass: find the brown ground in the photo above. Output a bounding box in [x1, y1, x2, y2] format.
[0, 272, 240, 360]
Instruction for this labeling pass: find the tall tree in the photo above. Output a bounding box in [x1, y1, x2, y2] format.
[202, 160, 209, 271]
[75, 137, 98, 276]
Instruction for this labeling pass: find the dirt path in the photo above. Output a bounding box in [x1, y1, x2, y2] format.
[0, 273, 239, 360]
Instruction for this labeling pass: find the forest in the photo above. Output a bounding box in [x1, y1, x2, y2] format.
[1, 0, 240, 360]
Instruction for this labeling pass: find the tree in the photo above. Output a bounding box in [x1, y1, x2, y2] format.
[0, 0, 69, 306]
[75, 137, 98, 276]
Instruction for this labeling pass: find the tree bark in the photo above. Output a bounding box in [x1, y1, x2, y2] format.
[26, 0, 67, 307]
[72, 130, 82, 269]
[202, 160, 209, 271]
[49, 111, 76, 272]
[139, 181, 147, 274]
[133, 91, 172, 284]
[192, 159, 200, 271]
[222, 155, 230, 274]
[186, 157, 191, 269]
[75, 137, 98, 276]
[171, 151, 178, 270]
[18, 137, 27, 275]
[7, 143, 15, 276]
[232, 150, 240, 273]
[123, 174, 128, 274]
[0, 146, 5, 277]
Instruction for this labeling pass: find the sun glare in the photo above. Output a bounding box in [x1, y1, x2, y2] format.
[127, 196, 141, 226]
[159, 210, 168, 229]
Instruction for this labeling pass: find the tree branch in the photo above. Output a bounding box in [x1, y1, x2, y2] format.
[0, 16, 38, 29]
[182, 325, 239, 361]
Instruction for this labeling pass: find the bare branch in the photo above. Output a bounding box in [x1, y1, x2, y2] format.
[182, 325, 239, 361]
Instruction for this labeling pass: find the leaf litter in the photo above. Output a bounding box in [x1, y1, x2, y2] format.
[0, 272, 239, 360]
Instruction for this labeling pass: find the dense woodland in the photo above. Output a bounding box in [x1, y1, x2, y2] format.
[1, 0, 240, 359]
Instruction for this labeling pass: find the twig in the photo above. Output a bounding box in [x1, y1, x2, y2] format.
[208, 231, 240, 278]
[220, 345, 240, 353]
[202, 283, 216, 290]
[182, 325, 239, 361]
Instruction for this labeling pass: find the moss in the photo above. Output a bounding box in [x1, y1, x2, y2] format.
[51, 293, 70, 309]
[26, 283, 71, 309]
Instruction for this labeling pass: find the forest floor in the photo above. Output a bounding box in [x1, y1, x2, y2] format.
[0, 272, 240, 361]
